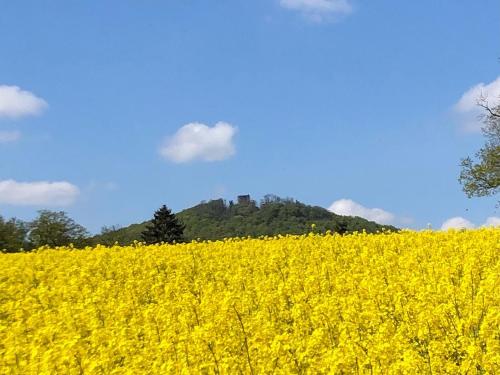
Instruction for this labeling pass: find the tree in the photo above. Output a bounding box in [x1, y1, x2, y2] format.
[94, 225, 124, 246]
[335, 219, 349, 235]
[141, 205, 185, 244]
[28, 210, 89, 248]
[0, 215, 28, 253]
[459, 99, 500, 201]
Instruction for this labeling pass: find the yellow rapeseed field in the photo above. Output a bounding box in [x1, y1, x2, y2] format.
[0, 229, 499, 374]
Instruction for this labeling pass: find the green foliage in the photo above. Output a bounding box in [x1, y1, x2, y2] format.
[28, 210, 89, 248]
[89, 225, 122, 246]
[0, 215, 29, 253]
[460, 147, 500, 197]
[179, 197, 396, 240]
[141, 205, 185, 245]
[92, 196, 397, 245]
[459, 101, 500, 201]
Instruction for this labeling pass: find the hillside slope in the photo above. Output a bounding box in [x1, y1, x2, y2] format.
[91, 196, 397, 245]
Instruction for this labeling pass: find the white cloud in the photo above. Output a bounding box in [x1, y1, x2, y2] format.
[279, 0, 353, 21]
[0, 130, 21, 143]
[160, 122, 237, 163]
[328, 198, 395, 225]
[0, 180, 79, 206]
[455, 77, 500, 112]
[483, 216, 500, 227]
[454, 76, 500, 132]
[441, 216, 475, 230]
[0, 85, 48, 118]
[439, 216, 500, 230]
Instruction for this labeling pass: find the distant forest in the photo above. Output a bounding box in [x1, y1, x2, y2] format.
[92, 195, 397, 246]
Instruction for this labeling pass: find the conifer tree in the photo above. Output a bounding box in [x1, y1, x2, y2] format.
[141, 205, 185, 244]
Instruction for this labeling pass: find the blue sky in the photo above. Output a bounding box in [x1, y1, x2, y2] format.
[1, 0, 499, 233]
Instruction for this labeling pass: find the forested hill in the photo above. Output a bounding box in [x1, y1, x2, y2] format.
[91, 196, 397, 245]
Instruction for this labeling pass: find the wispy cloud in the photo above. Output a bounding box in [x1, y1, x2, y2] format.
[0, 130, 21, 144]
[0, 85, 48, 119]
[454, 76, 500, 132]
[160, 122, 237, 163]
[328, 198, 396, 225]
[279, 0, 353, 22]
[0, 180, 79, 206]
[86, 180, 119, 192]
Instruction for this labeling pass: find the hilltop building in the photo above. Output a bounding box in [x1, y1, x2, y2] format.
[237, 195, 251, 205]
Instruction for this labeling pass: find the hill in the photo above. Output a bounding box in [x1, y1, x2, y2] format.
[91, 195, 397, 245]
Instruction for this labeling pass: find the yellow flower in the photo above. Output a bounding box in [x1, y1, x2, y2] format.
[0, 229, 498, 373]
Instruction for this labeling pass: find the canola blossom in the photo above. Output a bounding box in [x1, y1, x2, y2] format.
[0, 229, 499, 374]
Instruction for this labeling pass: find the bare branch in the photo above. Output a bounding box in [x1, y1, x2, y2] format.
[477, 102, 500, 118]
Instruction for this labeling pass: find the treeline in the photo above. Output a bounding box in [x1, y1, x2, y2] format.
[0, 210, 88, 253]
[1, 195, 398, 253]
[0, 206, 183, 253]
